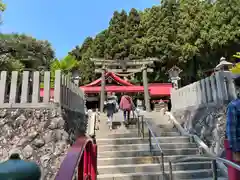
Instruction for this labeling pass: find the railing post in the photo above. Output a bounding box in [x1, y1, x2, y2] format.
[161, 153, 165, 175]
[141, 116, 144, 139]
[169, 161, 173, 180]
[212, 160, 218, 180]
[148, 129, 152, 153]
[137, 115, 140, 137]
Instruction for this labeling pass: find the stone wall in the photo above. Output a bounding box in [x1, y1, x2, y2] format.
[172, 104, 227, 156]
[0, 107, 86, 180]
[170, 71, 237, 156]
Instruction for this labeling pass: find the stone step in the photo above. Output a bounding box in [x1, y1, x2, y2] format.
[97, 136, 190, 145]
[98, 131, 180, 139]
[98, 161, 212, 174]
[97, 169, 220, 179]
[98, 148, 199, 158]
[98, 142, 197, 151]
[97, 155, 207, 166]
[190, 178, 227, 180]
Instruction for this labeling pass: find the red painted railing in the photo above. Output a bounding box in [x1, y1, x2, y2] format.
[55, 136, 97, 180]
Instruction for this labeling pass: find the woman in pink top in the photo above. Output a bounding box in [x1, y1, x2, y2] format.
[119, 94, 134, 123]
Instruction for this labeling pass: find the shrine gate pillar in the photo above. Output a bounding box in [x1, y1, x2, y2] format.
[142, 66, 150, 112]
[100, 68, 106, 112]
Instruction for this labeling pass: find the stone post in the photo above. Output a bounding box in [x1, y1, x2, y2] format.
[170, 89, 175, 110]
[196, 81, 202, 106]
[215, 72, 227, 103]
[100, 69, 106, 113]
[200, 79, 207, 104]
[210, 75, 217, 103]
[224, 72, 237, 100]
[205, 77, 212, 103]
[142, 66, 150, 112]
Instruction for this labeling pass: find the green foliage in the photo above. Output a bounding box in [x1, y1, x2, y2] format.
[233, 52, 240, 59]
[0, 0, 5, 11]
[0, 33, 55, 71]
[69, 0, 240, 85]
[0, 0, 5, 23]
[50, 55, 80, 74]
[40, 55, 80, 88]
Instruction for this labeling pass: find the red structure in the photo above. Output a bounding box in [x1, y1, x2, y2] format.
[80, 71, 172, 97]
[40, 72, 171, 97]
[224, 139, 240, 180]
[55, 136, 97, 180]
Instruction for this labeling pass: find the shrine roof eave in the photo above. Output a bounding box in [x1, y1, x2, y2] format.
[80, 85, 144, 93]
[81, 83, 172, 96]
[84, 71, 133, 87]
[38, 83, 172, 97]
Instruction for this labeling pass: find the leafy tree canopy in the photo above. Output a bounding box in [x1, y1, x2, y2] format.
[69, 0, 240, 85]
[0, 33, 55, 71]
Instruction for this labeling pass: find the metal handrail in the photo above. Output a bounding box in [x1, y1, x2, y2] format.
[55, 136, 97, 180]
[168, 153, 240, 180]
[136, 112, 165, 175]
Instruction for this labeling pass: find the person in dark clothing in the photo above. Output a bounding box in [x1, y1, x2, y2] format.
[104, 92, 118, 130]
[226, 75, 240, 163]
[167, 98, 172, 112]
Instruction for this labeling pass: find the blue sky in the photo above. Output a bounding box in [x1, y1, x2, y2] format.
[1, 0, 159, 59]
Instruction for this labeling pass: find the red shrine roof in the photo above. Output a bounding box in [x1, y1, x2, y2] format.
[85, 71, 133, 87]
[80, 72, 172, 96]
[39, 72, 172, 97]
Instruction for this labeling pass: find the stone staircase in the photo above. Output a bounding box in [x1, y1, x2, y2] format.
[96, 112, 227, 180]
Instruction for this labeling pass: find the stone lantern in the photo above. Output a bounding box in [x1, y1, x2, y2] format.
[71, 69, 81, 86]
[215, 57, 233, 72]
[167, 65, 182, 89]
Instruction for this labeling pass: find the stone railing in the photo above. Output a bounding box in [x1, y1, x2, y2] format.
[0, 70, 86, 180]
[170, 71, 236, 156]
[171, 71, 236, 111]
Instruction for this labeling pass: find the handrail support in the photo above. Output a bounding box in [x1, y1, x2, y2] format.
[161, 152, 165, 175]
[212, 159, 218, 180]
[169, 161, 173, 180]
[141, 116, 144, 139]
[148, 129, 152, 153]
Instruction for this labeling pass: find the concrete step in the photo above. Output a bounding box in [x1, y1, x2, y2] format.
[98, 161, 212, 174]
[97, 136, 190, 145]
[97, 155, 207, 166]
[97, 169, 219, 179]
[98, 142, 197, 151]
[98, 148, 199, 158]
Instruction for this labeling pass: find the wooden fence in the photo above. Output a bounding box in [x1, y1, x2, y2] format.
[0, 70, 85, 113]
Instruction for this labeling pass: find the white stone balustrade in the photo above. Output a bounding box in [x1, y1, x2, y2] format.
[171, 71, 236, 110]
